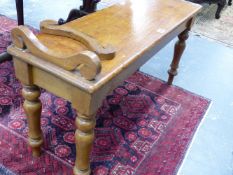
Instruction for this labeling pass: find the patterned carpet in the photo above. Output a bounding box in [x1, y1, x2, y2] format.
[0, 15, 15, 54]
[192, 3, 233, 46]
[0, 16, 211, 175]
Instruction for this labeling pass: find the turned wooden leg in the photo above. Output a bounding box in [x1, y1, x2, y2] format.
[22, 85, 43, 157]
[167, 29, 189, 85]
[73, 113, 96, 175]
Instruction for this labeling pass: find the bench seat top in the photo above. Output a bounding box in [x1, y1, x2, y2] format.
[9, 0, 201, 93]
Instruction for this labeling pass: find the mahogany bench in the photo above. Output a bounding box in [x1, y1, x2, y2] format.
[7, 0, 201, 174]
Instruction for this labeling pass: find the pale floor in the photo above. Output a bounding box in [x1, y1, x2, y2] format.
[0, 0, 233, 175]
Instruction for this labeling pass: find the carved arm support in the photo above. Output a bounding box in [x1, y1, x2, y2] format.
[11, 26, 101, 80]
[40, 20, 115, 60]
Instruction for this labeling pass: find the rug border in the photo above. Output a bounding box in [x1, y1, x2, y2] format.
[176, 101, 212, 175]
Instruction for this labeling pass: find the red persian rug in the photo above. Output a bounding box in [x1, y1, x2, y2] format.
[0, 15, 211, 175]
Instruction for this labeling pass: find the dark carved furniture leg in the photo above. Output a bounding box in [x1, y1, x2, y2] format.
[58, 9, 84, 25]
[0, 0, 24, 63]
[229, 0, 232, 5]
[58, 0, 100, 25]
[82, 0, 100, 12]
[215, 0, 226, 19]
[189, 0, 231, 19]
[167, 20, 192, 85]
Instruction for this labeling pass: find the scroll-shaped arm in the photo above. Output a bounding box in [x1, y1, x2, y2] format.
[11, 26, 101, 80]
[40, 20, 116, 60]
